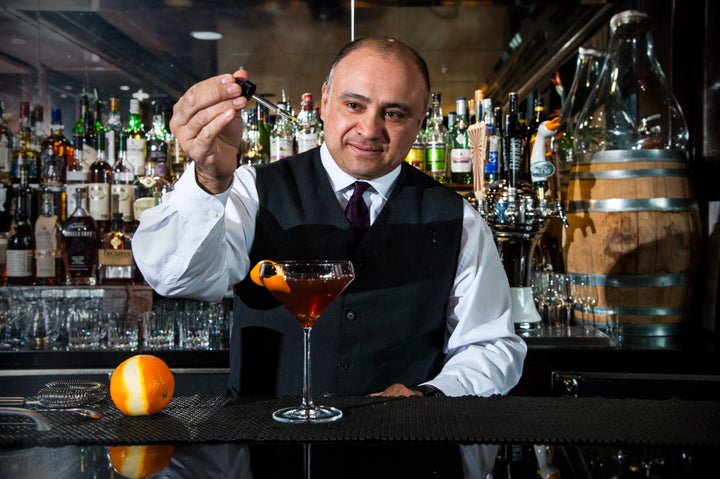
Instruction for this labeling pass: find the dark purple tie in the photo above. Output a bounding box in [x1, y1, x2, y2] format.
[345, 181, 371, 230]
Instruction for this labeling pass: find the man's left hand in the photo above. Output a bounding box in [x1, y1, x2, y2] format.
[369, 383, 423, 397]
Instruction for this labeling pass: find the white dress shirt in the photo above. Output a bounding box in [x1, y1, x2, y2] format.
[132, 143, 527, 397]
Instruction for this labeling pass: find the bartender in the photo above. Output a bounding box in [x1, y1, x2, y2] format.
[132, 36, 526, 398]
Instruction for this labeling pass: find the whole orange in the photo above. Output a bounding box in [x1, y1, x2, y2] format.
[108, 444, 175, 479]
[110, 354, 175, 416]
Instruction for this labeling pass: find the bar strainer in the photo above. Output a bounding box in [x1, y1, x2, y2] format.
[35, 380, 107, 408]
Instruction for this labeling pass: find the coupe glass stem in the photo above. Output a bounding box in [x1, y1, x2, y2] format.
[301, 326, 314, 414]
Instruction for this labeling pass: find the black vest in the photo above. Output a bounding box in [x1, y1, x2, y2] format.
[231, 149, 464, 396]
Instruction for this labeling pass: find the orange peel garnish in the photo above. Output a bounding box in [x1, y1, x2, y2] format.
[249, 260, 290, 293]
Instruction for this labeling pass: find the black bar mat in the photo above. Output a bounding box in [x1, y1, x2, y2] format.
[1, 395, 719, 449]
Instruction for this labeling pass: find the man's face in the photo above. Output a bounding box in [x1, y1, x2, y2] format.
[320, 47, 427, 179]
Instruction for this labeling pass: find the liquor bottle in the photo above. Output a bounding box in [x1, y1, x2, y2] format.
[483, 101, 500, 186]
[93, 90, 106, 138]
[65, 133, 89, 219]
[31, 105, 46, 153]
[133, 143, 171, 222]
[112, 133, 135, 225]
[34, 191, 64, 285]
[73, 93, 97, 166]
[449, 96, 472, 185]
[404, 129, 425, 171]
[239, 108, 268, 165]
[575, 11, 689, 154]
[425, 92, 449, 183]
[88, 131, 113, 231]
[97, 204, 135, 285]
[553, 47, 603, 198]
[0, 98, 13, 174]
[270, 100, 295, 161]
[61, 186, 99, 286]
[527, 97, 547, 148]
[40, 108, 73, 185]
[105, 96, 123, 166]
[11, 101, 41, 186]
[146, 101, 169, 168]
[125, 99, 147, 177]
[504, 92, 524, 191]
[168, 132, 187, 182]
[6, 164, 35, 285]
[295, 93, 321, 153]
[257, 103, 271, 160]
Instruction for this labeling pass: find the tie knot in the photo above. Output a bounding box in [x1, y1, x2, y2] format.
[350, 181, 371, 196]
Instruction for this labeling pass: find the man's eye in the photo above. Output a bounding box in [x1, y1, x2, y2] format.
[347, 102, 360, 110]
[385, 111, 404, 120]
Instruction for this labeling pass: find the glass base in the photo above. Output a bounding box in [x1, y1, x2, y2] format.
[272, 405, 343, 424]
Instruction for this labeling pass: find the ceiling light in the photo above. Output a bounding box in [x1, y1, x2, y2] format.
[120, 85, 130, 91]
[191, 31, 223, 41]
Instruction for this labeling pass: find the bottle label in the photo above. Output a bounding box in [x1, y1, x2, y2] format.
[64, 235, 97, 280]
[270, 138, 294, 162]
[507, 137, 523, 172]
[6, 250, 33, 277]
[426, 145, 446, 174]
[83, 143, 98, 167]
[98, 249, 134, 266]
[0, 235, 7, 265]
[133, 197, 156, 221]
[450, 148, 472, 173]
[405, 147, 425, 170]
[297, 132, 318, 153]
[111, 184, 135, 222]
[64, 183, 84, 217]
[0, 145, 10, 171]
[486, 150, 499, 175]
[35, 249, 56, 278]
[127, 137, 146, 176]
[88, 183, 111, 220]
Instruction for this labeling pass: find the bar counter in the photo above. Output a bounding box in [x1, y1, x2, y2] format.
[1, 394, 719, 477]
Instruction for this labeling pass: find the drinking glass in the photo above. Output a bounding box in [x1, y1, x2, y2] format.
[255, 260, 355, 423]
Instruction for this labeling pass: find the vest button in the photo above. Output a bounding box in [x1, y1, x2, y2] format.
[345, 311, 356, 321]
[336, 360, 349, 371]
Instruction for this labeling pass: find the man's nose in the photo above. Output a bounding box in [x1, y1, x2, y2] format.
[356, 112, 383, 139]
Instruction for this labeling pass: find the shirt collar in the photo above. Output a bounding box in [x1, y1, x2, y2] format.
[320, 143, 401, 200]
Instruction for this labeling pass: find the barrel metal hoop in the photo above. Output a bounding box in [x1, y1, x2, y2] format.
[569, 168, 691, 180]
[576, 149, 687, 164]
[566, 198, 699, 212]
[566, 272, 694, 287]
[590, 304, 690, 316]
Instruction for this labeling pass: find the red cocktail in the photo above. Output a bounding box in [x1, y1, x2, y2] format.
[251, 259, 354, 423]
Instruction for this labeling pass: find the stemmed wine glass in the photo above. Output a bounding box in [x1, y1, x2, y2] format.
[252, 259, 355, 423]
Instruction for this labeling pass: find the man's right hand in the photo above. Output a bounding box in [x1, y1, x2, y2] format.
[169, 69, 250, 194]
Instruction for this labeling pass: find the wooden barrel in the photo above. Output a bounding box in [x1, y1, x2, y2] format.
[563, 149, 701, 336]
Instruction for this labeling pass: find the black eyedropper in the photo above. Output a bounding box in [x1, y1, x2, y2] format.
[236, 80, 296, 123]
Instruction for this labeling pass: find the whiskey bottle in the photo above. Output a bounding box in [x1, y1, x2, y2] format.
[125, 99, 146, 177]
[425, 92, 448, 183]
[6, 164, 35, 285]
[61, 187, 99, 286]
[449, 96, 472, 185]
[88, 131, 113, 231]
[65, 133, 89, 218]
[97, 206, 135, 285]
[295, 93, 321, 153]
[34, 191, 63, 285]
[112, 133, 135, 225]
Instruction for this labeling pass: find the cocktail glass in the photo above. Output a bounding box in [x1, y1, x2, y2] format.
[252, 259, 355, 423]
